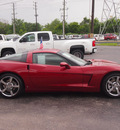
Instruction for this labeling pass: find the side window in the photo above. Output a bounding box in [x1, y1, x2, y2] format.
[38, 33, 50, 41]
[20, 34, 35, 42]
[33, 53, 70, 66]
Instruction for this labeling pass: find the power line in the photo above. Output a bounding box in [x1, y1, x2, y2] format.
[0, 0, 23, 6]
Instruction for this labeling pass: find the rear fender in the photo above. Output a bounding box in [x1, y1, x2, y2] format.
[70, 45, 85, 54]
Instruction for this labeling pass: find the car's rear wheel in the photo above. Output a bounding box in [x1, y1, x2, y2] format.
[0, 73, 24, 98]
[71, 49, 84, 59]
[102, 73, 120, 98]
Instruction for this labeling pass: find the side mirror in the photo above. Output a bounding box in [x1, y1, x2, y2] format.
[60, 62, 71, 69]
[20, 37, 27, 43]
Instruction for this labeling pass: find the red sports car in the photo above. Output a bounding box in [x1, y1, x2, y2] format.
[0, 49, 120, 98]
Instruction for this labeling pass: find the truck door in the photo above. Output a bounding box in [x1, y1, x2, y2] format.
[37, 33, 53, 49]
[16, 33, 38, 53]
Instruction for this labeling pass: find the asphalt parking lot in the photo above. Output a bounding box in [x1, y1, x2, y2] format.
[0, 46, 120, 130]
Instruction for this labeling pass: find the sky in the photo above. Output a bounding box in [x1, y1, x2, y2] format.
[0, 0, 108, 25]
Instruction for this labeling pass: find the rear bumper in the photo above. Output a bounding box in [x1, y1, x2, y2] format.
[92, 47, 97, 53]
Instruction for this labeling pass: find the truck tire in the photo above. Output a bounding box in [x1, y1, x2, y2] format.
[2, 51, 14, 57]
[71, 49, 84, 59]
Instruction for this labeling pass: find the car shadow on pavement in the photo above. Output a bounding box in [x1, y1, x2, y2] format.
[0, 92, 116, 100]
[21, 92, 106, 99]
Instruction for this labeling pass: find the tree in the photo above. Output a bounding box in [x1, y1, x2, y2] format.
[80, 17, 90, 25]
[42, 19, 61, 31]
[94, 18, 100, 34]
[0, 21, 10, 34]
[79, 17, 90, 34]
[14, 19, 26, 35]
[79, 24, 90, 34]
[68, 22, 79, 34]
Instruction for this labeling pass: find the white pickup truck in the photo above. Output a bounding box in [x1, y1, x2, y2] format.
[0, 31, 97, 58]
[0, 34, 6, 42]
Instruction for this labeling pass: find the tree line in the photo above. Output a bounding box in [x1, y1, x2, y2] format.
[0, 17, 119, 35]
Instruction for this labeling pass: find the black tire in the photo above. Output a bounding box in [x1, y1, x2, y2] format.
[0, 73, 24, 98]
[2, 51, 14, 57]
[71, 49, 84, 59]
[101, 73, 120, 98]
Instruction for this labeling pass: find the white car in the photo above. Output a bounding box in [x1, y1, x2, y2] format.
[94, 34, 104, 41]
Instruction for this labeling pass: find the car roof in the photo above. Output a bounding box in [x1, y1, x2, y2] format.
[29, 49, 60, 54]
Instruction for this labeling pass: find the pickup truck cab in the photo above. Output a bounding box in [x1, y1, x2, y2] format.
[0, 31, 97, 59]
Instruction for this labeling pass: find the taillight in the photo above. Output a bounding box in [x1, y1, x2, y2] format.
[92, 40, 96, 46]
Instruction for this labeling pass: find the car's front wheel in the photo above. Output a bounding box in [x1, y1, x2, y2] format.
[102, 73, 120, 98]
[0, 73, 24, 98]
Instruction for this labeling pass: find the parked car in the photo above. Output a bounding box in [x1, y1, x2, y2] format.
[53, 34, 59, 40]
[81, 34, 89, 39]
[94, 34, 104, 41]
[0, 49, 120, 98]
[6, 34, 20, 41]
[104, 33, 117, 40]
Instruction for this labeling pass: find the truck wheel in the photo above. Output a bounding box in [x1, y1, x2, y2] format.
[71, 49, 84, 59]
[2, 51, 14, 57]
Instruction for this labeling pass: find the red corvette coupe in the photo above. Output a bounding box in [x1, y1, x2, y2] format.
[0, 49, 120, 98]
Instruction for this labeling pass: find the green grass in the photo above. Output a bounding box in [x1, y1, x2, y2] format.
[97, 43, 120, 46]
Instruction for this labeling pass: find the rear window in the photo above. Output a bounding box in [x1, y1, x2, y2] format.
[0, 53, 27, 62]
[38, 33, 50, 41]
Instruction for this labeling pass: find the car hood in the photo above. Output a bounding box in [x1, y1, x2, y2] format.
[89, 59, 119, 66]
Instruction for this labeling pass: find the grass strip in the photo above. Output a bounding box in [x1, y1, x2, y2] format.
[96, 43, 120, 46]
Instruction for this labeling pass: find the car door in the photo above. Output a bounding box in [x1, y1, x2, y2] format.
[28, 52, 83, 91]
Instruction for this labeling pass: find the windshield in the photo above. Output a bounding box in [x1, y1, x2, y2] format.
[61, 52, 87, 66]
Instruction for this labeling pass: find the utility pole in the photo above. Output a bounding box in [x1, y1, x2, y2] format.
[63, 0, 65, 39]
[12, 3, 16, 34]
[33, 2, 38, 31]
[91, 0, 95, 34]
[0, 0, 23, 34]
[60, 0, 68, 39]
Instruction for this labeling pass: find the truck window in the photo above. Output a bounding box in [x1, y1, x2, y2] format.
[38, 33, 50, 41]
[20, 34, 35, 42]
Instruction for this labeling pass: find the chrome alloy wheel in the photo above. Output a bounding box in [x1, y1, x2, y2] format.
[0, 76, 20, 97]
[106, 76, 120, 97]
